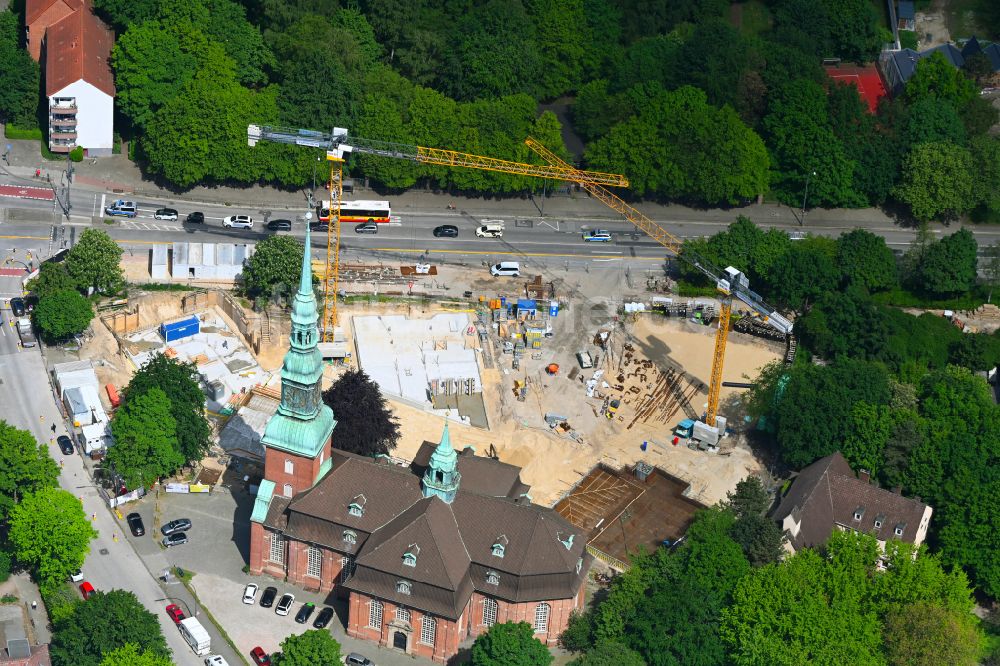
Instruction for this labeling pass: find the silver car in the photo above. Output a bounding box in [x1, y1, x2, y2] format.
[223, 215, 254, 229]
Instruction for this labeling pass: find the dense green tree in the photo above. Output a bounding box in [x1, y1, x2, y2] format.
[471, 622, 553, 666]
[438, 0, 542, 101]
[679, 217, 791, 287]
[836, 228, 897, 292]
[765, 238, 839, 313]
[904, 51, 978, 109]
[274, 630, 341, 666]
[899, 97, 967, 149]
[880, 412, 925, 490]
[199, 0, 275, 86]
[322, 369, 401, 457]
[108, 388, 184, 489]
[529, 0, 588, 99]
[971, 136, 1000, 221]
[725, 476, 771, 518]
[51, 590, 169, 666]
[763, 79, 864, 208]
[914, 228, 978, 296]
[752, 358, 892, 469]
[0, 11, 40, 127]
[906, 366, 1000, 597]
[825, 0, 884, 63]
[725, 477, 785, 566]
[111, 21, 201, 130]
[242, 235, 309, 300]
[586, 86, 769, 204]
[9, 488, 96, 592]
[123, 355, 210, 464]
[882, 601, 983, 666]
[948, 333, 996, 372]
[572, 80, 631, 143]
[842, 401, 892, 475]
[99, 644, 173, 666]
[959, 94, 999, 137]
[354, 91, 419, 190]
[796, 287, 889, 361]
[721, 531, 979, 666]
[895, 142, 977, 222]
[0, 421, 59, 520]
[92, 0, 160, 29]
[568, 641, 645, 666]
[27, 263, 76, 301]
[34, 289, 94, 342]
[65, 229, 124, 295]
[675, 20, 753, 109]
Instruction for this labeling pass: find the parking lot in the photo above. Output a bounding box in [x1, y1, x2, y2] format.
[120, 482, 442, 665]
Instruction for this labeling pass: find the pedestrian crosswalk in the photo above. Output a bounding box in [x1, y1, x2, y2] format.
[121, 221, 182, 231]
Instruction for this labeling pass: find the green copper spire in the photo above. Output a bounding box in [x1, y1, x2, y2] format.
[423, 421, 461, 503]
[261, 223, 336, 460]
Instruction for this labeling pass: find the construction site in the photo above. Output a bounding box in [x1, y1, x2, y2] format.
[65, 125, 794, 574]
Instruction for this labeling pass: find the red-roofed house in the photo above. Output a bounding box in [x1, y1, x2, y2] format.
[25, 0, 115, 155]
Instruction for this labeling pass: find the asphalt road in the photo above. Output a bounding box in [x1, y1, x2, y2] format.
[0, 280, 232, 665]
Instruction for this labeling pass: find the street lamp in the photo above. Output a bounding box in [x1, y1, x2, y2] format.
[801, 170, 817, 223]
[309, 156, 322, 209]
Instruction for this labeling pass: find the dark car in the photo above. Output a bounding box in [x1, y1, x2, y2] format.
[344, 654, 374, 666]
[294, 602, 315, 624]
[267, 219, 292, 231]
[309, 222, 330, 232]
[355, 222, 378, 234]
[161, 518, 192, 535]
[259, 586, 278, 608]
[433, 225, 458, 238]
[250, 646, 271, 666]
[162, 532, 188, 547]
[185, 212, 205, 224]
[9, 297, 26, 317]
[312, 606, 334, 629]
[154, 208, 179, 221]
[57, 435, 74, 456]
[126, 512, 145, 537]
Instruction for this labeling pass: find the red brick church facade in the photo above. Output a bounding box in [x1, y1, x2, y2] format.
[249, 225, 591, 662]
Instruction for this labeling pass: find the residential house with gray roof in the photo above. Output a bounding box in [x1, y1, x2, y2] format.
[772, 451, 932, 554]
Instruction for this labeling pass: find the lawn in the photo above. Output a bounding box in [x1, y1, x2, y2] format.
[730, 1, 772, 37]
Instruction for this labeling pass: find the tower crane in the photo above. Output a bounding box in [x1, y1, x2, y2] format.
[525, 138, 792, 442]
[247, 125, 628, 341]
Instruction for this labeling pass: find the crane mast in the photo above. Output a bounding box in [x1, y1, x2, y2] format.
[248, 125, 628, 340]
[525, 138, 791, 440]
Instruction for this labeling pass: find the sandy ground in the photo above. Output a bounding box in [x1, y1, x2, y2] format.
[379, 315, 783, 507]
[916, 0, 952, 48]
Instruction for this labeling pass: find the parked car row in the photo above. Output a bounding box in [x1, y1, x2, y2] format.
[242, 583, 335, 628]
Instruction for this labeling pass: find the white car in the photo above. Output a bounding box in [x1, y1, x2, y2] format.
[275, 593, 295, 616]
[204, 657, 230, 666]
[242, 583, 258, 605]
[223, 215, 254, 229]
[582, 230, 612, 242]
[69, 569, 84, 583]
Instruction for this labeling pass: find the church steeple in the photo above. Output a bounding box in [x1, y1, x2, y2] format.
[260, 224, 336, 464]
[422, 421, 461, 503]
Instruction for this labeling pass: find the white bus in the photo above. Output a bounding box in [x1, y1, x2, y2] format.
[318, 200, 391, 223]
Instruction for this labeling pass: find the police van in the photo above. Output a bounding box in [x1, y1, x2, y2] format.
[105, 200, 137, 218]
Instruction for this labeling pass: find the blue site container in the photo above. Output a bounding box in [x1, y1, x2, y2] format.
[549, 300, 559, 317]
[161, 316, 200, 343]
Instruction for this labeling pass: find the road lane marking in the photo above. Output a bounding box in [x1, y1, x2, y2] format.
[369, 246, 661, 260]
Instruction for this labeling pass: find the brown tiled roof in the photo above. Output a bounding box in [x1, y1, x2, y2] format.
[262, 496, 290, 532]
[356, 497, 470, 590]
[277, 447, 589, 608]
[289, 452, 423, 530]
[44, 5, 115, 97]
[26, 0, 82, 26]
[412, 442, 527, 498]
[772, 452, 931, 550]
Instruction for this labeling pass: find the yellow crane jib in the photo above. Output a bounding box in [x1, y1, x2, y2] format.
[248, 125, 629, 187]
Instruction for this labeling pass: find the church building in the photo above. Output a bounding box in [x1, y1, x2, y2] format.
[248, 225, 591, 662]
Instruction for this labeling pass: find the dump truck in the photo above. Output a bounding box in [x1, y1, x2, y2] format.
[16, 318, 36, 348]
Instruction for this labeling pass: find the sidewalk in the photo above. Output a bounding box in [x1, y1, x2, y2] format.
[1, 129, 911, 232]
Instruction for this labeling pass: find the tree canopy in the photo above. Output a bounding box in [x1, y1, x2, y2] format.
[471, 621, 553, 666]
[0, 421, 59, 521]
[34, 289, 95, 342]
[65, 230, 125, 295]
[9, 488, 96, 592]
[241, 235, 310, 300]
[274, 630, 342, 666]
[0, 10, 41, 127]
[51, 589, 170, 666]
[108, 388, 184, 489]
[322, 369, 401, 457]
[122, 355, 210, 464]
